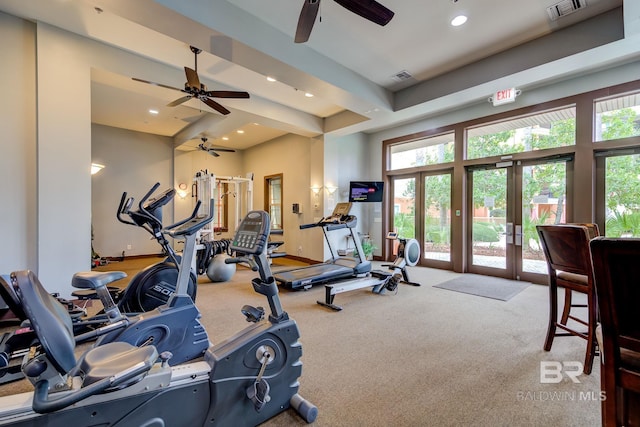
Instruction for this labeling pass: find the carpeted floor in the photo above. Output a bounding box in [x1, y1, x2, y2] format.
[1, 259, 601, 426]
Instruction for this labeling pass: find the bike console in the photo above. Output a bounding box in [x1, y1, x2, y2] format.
[229, 211, 270, 256]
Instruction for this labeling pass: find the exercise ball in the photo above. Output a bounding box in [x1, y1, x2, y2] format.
[206, 254, 236, 282]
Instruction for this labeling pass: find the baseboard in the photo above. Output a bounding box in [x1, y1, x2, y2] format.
[103, 253, 164, 262]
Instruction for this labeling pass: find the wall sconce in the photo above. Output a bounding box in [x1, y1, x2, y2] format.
[325, 185, 338, 195]
[91, 163, 105, 175]
[310, 185, 323, 196]
[176, 183, 189, 199]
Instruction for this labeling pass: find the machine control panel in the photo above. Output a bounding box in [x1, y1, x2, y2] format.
[230, 211, 270, 255]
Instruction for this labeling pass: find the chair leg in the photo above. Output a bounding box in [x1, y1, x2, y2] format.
[601, 366, 618, 427]
[544, 279, 558, 351]
[582, 291, 597, 375]
[560, 288, 571, 325]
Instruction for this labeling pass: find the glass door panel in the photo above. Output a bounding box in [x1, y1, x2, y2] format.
[469, 168, 508, 272]
[391, 177, 416, 239]
[423, 173, 451, 262]
[520, 162, 567, 276]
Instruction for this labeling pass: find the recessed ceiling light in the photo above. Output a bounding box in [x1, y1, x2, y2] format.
[222, 137, 229, 141]
[266, 76, 277, 82]
[237, 130, 244, 134]
[148, 109, 159, 115]
[304, 92, 314, 98]
[451, 15, 467, 26]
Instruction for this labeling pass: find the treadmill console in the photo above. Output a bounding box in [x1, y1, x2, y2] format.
[230, 210, 270, 255]
[322, 202, 353, 224]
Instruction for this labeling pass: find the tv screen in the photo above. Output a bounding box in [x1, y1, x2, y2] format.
[349, 181, 384, 203]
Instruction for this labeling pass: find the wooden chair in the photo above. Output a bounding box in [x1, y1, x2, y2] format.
[560, 223, 600, 325]
[590, 238, 640, 426]
[536, 224, 598, 374]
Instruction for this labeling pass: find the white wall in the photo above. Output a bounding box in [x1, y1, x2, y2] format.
[0, 13, 37, 274]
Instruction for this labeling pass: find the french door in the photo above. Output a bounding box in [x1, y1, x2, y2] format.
[467, 157, 571, 283]
[389, 170, 453, 269]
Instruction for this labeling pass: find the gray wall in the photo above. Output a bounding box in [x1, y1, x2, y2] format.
[91, 124, 174, 258]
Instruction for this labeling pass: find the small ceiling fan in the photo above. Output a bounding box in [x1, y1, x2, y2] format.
[132, 46, 249, 115]
[295, 0, 394, 43]
[197, 137, 236, 157]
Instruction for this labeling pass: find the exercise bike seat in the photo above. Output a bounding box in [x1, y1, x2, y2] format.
[71, 271, 127, 290]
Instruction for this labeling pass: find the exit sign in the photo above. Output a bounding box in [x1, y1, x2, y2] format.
[492, 88, 518, 106]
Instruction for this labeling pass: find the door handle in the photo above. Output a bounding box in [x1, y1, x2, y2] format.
[505, 223, 513, 245]
[515, 224, 522, 246]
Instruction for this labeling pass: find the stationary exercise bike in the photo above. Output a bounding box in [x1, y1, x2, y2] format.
[0, 197, 212, 385]
[0, 210, 317, 426]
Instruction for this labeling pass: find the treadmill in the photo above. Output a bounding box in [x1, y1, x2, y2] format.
[274, 202, 371, 290]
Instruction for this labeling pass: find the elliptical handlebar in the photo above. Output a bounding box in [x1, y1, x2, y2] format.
[164, 200, 212, 238]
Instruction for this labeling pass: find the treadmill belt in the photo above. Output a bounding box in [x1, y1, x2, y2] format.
[274, 263, 354, 289]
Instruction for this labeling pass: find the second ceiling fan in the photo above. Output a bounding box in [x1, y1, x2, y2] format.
[295, 0, 394, 43]
[197, 137, 236, 157]
[132, 46, 249, 115]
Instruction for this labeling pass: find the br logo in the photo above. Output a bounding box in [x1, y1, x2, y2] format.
[540, 361, 584, 383]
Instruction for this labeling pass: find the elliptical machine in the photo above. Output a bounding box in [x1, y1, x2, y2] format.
[0, 210, 317, 426]
[111, 182, 198, 312]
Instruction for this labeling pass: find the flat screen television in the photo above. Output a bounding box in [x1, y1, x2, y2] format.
[349, 181, 384, 203]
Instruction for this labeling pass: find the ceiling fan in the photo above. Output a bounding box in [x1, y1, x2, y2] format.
[132, 46, 249, 115]
[295, 0, 394, 43]
[197, 137, 236, 157]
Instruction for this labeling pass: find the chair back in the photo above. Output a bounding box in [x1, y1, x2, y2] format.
[536, 224, 593, 278]
[590, 238, 640, 358]
[569, 223, 600, 240]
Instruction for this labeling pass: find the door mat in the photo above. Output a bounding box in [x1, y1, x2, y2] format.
[433, 274, 531, 301]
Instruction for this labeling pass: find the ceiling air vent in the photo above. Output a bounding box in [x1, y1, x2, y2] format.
[546, 0, 587, 21]
[391, 70, 413, 82]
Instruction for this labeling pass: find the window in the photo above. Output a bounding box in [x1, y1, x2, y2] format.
[466, 106, 576, 160]
[265, 174, 283, 232]
[389, 132, 454, 170]
[594, 92, 640, 142]
[603, 153, 640, 237]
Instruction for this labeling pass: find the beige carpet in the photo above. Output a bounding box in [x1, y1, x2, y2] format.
[2, 259, 601, 426]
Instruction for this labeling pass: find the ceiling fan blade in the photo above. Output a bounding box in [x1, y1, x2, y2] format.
[167, 95, 193, 107]
[184, 67, 201, 91]
[295, 0, 320, 43]
[209, 150, 220, 157]
[204, 90, 250, 99]
[211, 148, 236, 153]
[333, 0, 394, 26]
[132, 77, 184, 92]
[201, 97, 231, 115]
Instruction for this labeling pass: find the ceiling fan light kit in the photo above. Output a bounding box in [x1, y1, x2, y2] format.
[295, 0, 394, 43]
[132, 46, 249, 115]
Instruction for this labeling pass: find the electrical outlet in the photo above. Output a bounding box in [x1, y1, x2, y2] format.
[127, 244, 132, 250]
[297, 246, 303, 255]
